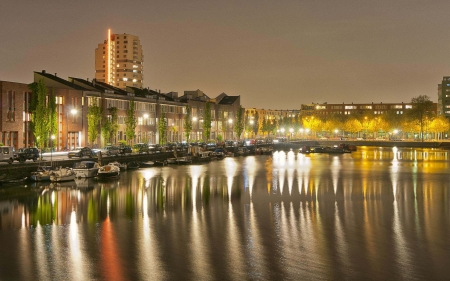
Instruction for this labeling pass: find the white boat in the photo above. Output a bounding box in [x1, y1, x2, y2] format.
[97, 163, 120, 179]
[50, 167, 76, 182]
[109, 161, 127, 171]
[73, 161, 100, 178]
[30, 166, 54, 182]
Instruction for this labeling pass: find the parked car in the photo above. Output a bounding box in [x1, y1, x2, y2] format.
[14, 147, 40, 163]
[99, 146, 120, 156]
[133, 143, 150, 154]
[118, 144, 132, 155]
[68, 147, 96, 158]
[0, 146, 16, 164]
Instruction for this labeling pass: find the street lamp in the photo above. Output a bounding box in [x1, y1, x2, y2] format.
[305, 128, 310, 140]
[280, 128, 285, 139]
[67, 108, 77, 150]
[299, 128, 304, 140]
[335, 129, 338, 139]
[289, 128, 294, 140]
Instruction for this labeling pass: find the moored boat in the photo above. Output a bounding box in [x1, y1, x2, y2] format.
[50, 167, 76, 182]
[127, 161, 140, 169]
[73, 161, 100, 178]
[109, 161, 127, 171]
[140, 160, 168, 167]
[30, 166, 54, 182]
[97, 163, 120, 179]
[176, 156, 192, 165]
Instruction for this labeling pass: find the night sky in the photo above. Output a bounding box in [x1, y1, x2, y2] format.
[1, 0, 449, 109]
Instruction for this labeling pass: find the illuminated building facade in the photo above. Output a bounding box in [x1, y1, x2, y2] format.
[95, 30, 144, 89]
[438, 77, 450, 117]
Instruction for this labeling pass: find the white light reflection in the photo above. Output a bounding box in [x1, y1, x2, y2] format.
[391, 147, 399, 200]
[189, 165, 203, 209]
[69, 210, 85, 280]
[141, 169, 156, 189]
[34, 222, 50, 281]
[244, 157, 256, 199]
[139, 192, 163, 280]
[331, 157, 340, 195]
[224, 158, 237, 200]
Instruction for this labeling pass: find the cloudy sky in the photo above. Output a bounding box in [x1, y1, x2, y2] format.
[1, 0, 449, 109]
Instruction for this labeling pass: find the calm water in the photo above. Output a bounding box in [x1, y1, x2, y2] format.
[1, 147, 450, 280]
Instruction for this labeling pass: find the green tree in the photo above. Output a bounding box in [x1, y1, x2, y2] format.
[203, 101, 212, 141]
[125, 100, 137, 144]
[87, 98, 102, 147]
[48, 89, 57, 148]
[234, 106, 244, 140]
[158, 111, 167, 145]
[184, 105, 192, 142]
[28, 79, 50, 151]
[253, 111, 259, 137]
[408, 95, 435, 142]
[102, 107, 118, 145]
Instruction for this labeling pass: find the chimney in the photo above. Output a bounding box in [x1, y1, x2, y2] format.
[55, 73, 57, 77]
[87, 78, 89, 82]
[42, 70, 46, 74]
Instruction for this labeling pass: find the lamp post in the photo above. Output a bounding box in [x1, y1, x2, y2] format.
[289, 128, 293, 141]
[228, 118, 233, 140]
[299, 128, 304, 140]
[335, 129, 339, 139]
[305, 128, 310, 140]
[66, 108, 77, 150]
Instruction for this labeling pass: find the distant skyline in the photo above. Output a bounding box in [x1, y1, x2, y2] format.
[1, 0, 450, 109]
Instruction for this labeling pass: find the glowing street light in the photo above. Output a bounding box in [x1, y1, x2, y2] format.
[141, 113, 149, 143]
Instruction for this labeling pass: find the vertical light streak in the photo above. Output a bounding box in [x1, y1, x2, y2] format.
[107, 29, 111, 84]
[138, 192, 163, 280]
[224, 158, 237, 200]
[69, 210, 85, 280]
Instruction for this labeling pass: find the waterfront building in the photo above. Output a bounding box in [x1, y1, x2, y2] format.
[438, 77, 450, 117]
[0, 80, 33, 148]
[300, 102, 437, 116]
[95, 30, 144, 89]
[0, 71, 242, 150]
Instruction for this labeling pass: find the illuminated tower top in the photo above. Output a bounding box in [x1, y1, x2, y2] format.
[95, 29, 144, 89]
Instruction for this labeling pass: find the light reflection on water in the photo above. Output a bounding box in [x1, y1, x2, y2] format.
[1, 146, 450, 279]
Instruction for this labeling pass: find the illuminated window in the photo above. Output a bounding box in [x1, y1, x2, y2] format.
[405, 105, 412, 109]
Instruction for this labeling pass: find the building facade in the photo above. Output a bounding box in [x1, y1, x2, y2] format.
[95, 30, 144, 89]
[438, 77, 450, 117]
[3, 71, 240, 151]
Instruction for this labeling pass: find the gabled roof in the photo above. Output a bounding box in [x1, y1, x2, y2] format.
[68, 77, 129, 95]
[218, 96, 239, 105]
[34, 71, 87, 91]
[127, 87, 176, 101]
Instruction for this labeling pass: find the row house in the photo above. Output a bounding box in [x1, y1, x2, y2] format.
[0, 71, 241, 150]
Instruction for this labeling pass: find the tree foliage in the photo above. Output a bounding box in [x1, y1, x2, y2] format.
[28, 79, 50, 150]
[408, 95, 435, 141]
[203, 102, 212, 141]
[102, 107, 118, 145]
[234, 106, 244, 140]
[158, 111, 167, 145]
[87, 98, 102, 146]
[184, 105, 192, 142]
[125, 100, 137, 144]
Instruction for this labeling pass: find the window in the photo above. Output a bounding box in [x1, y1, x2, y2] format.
[345, 106, 356, 109]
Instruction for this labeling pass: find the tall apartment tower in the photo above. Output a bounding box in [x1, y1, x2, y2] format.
[95, 29, 144, 89]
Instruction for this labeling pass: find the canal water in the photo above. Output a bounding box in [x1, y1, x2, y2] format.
[0, 147, 450, 280]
